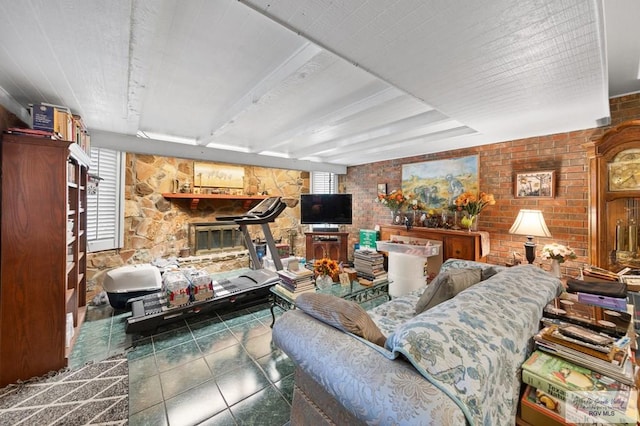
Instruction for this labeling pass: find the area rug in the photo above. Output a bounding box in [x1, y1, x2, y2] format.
[0, 355, 128, 425]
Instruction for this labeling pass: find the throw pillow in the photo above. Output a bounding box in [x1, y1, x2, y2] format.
[415, 268, 483, 314]
[295, 293, 387, 347]
[481, 266, 499, 281]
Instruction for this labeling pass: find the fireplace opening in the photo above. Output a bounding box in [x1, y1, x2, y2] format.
[188, 222, 246, 255]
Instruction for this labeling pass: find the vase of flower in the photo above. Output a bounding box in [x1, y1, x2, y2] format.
[461, 213, 478, 232]
[316, 273, 333, 290]
[550, 259, 561, 278]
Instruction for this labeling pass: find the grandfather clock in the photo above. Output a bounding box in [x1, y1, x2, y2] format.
[588, 120, 640, 271]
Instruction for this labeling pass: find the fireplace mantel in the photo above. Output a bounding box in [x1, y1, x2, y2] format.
[162, 193, 267, 210]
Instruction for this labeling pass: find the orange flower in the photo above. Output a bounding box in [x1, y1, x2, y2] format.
[314, 258, 339, 276]
[454, 191, 496, 216]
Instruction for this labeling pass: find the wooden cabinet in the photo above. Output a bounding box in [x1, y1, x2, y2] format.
[0, 134, 89, 386]
[305, 232, 349, 264]
[378, 225, 485, 262]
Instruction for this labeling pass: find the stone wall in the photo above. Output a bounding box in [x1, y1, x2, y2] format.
[86, 154, 309, 299]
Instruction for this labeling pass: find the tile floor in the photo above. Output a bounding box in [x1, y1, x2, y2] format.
[69, 299, 293, 426]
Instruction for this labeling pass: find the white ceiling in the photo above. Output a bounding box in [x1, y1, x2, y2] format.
[0, 0, 639, 173]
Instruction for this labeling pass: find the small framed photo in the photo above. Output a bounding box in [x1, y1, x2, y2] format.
[377, 183, 387, 196]
[514, 170, 555, 198]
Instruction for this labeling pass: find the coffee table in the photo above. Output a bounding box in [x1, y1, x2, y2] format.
[269, 279, 390, 327]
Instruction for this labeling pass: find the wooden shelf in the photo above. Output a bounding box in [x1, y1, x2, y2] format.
[162, 193, 268, 210]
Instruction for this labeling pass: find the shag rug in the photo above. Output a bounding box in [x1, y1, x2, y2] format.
[0, 355, 128, 425]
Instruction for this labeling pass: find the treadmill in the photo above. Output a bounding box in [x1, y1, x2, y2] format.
[126, 197, 288, 334]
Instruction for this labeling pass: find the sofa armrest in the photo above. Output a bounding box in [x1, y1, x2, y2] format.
[273, 309, 466, 425]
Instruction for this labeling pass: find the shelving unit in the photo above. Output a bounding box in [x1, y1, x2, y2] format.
[0, 134, 89, 386]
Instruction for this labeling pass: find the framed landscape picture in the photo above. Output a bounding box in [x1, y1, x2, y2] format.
[194, 162, 245, 188]
[401, 155, 479, 209]
[514, 170, 555, 198]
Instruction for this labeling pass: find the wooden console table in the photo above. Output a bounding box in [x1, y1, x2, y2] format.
[305, 232, 349, 264]
[378, 225, 486, 262]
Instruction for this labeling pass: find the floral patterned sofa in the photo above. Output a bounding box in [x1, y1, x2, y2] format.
[272, 259, 563, 425]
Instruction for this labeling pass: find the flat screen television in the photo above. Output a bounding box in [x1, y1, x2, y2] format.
[300, 194, 353, 225]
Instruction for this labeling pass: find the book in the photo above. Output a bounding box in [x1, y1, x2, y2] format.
[520, 385, 631, 426]
[520, 385, 569, 426]
[533, 326, 634, 385]
[274, 284, 315, 300]
[521, 351, 638, 425]
[543, 295, 632, 337]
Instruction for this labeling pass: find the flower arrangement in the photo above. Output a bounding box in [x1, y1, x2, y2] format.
[454, 191, 496, 216]
[375, 189, 408, 211]
[313, 257, 339, 276]
[540, 243, 577, 263]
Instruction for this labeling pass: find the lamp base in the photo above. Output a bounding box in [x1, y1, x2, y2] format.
[524, 237, 536, 264]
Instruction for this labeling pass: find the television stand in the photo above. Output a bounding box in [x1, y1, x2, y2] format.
[305, 232, 349, 264]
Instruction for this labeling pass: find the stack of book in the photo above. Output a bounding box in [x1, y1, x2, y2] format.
[520, 279, 638, 425]
[353, 249, 387, 286]
[275, 268, 315, 299]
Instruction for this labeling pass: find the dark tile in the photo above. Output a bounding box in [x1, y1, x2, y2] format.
[216, 363, 271, 406]
[189, 316, 228, 339]
[274, 374, 295, 404]
[128, 354, 159, 382]
[229, 318, 271, 343]
[243, 332, 278, 360]
[129, 374, 163, 415]
[159, 357, 213, 399]
[152, 326, 195, 352]
[197, 408, 237, 425]
[155, 340, 203, 372]
[129, 402, 168, 426]
[255, 350, 295, 383]
[128, 337, 155, 360]
[230, 385, 290, 426]
[165, 378, 227, 426]
[196, 329, 239, 355]
[204, 344, 253, 376]
[220, 309, 256, 327]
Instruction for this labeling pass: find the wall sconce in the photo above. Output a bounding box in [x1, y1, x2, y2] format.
[508, 209, 552, 264]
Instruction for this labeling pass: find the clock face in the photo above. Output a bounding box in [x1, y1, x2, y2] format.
[608, 148, 640, 191]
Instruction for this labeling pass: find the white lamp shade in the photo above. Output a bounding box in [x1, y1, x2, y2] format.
[509, 209, 552, 237]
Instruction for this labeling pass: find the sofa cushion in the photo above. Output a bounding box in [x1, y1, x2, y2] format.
[296, 293, 387, 347]
[415, 267, 482, 314]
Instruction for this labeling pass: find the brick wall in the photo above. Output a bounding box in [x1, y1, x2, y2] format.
[345, 93, 640, 276]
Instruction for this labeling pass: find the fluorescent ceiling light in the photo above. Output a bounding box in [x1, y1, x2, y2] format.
[206, 142, 251, 153]
[258, 151, 290, 158]
[137, 131, 196, 145]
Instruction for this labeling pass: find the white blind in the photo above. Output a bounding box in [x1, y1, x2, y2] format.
[87, 148, 124, 252]
[311, 172, 337, 194]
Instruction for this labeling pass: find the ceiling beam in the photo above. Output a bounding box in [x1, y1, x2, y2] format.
[197, 42, 323, 145]
[92, 129, 346, 174]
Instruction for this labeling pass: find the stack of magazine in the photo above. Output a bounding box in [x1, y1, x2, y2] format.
[275, 268, 315, 299]
[353, 250, 387, 286]
[520, 279, 638, 425]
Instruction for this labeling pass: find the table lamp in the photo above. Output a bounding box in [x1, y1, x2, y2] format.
[508, 209, 552, 264]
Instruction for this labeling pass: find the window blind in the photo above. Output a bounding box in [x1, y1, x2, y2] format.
[87, 148, 124, 252]
[311, 171, 337, 194]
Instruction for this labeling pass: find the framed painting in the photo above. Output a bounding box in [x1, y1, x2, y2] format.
[401, 155, 479, 209]
[377, 183, 387, 196]
[514, 170, 555, 198]
[194, 162, 245, 188]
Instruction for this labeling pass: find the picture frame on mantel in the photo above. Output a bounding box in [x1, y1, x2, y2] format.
[514, 170, 555, 198]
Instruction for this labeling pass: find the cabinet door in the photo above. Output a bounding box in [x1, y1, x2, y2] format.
[324, 242, 342, 260]
[311, 243, 327, 260]
[444, 236, 475, 261]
